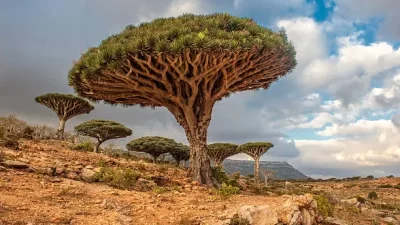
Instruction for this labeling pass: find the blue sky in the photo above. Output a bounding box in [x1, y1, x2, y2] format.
[1, 0, 400, 178]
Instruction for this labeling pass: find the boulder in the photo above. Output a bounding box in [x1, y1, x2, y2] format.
[1, 160, 29, 169]
[80, 168, 96, 181]
[237, 205, 279, 225]
[383, 217, 399, 225]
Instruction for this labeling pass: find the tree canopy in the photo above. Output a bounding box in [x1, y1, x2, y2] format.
[35, 93, 94, 139]
[75, 120, 132, 152]
[238, 142, 274, 159]
[170, 144, 190, 165]
[207, 143, 239, 167]
[68, 13, 296, 185]
[126, 136, 186, 163]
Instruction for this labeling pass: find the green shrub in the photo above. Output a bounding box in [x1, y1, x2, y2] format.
[217, 183, 240, 197]
[92, 167, 140, 190]
[73, 141, 95, 152]
[365, 175, 375, 180]
[314, 195, 334, 217]
[387, 175, 394, 178]
[153, 186, 168, 194]
[368, 191, 378, 200]
[211, 167, 241, 189]
[2, 138, 19, 150]
[229, 214, 250, 225]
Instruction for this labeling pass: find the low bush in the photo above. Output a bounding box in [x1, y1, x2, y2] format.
[22, 126, 34, 139]
[153, 186, 168, 194]
[368, 191, 378, 200]
[73, 141, 95, 152]
[211, 167, 241, 189]
[91, 167, 140, 190]
[217, 183, 240, 197]
[314, 195, 334, 217]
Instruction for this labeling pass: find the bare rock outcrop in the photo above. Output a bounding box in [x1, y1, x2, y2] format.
[235, 194, 318, 225]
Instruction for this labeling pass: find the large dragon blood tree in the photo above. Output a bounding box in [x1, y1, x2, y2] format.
[68, 13, 296, 185]
[35, 93, 95, 139]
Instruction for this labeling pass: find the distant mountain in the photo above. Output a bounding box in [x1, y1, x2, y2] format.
[222, 159, 308, 180]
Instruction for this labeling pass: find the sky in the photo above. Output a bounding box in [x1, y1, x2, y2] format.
[1, 0, 400, 179]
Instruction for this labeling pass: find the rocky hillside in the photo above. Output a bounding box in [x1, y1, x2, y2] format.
[223, 159, 308, 180]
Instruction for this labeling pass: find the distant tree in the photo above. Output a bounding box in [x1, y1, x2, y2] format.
[22, 126, 34, 140]
[366, 175, 375, 180]
[207, 143, 239, 167]
[170, 145, 190, 166]
[0, 115, 28, 134]
[260, 167, 276, 187]
[74, 120, 132, 153]
[68, 13, 297, 185]
[239, 142, 273, 182]
[126, 136, 184, 163]
[35, 93, 94, 139]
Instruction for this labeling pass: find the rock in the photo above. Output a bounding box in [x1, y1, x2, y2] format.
[383, 217, 399, 225]
[324, 217, 348, 225]
[55, 167, 65, 174]
[289, 211, 302, 225]
[340, 198, 358, 206]
[66, 172, 79, 179]
[80, 168, 96, 181]
[1, 160, 29, 169]
[85, 165, 94, 169]
[191, 181, 200, 186]
[302, 208, 313, 225]
[237, 205, 279, 225]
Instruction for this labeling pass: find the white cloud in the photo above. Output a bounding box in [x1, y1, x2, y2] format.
[297, 112, 335, 129]
[317, 119, 394, 137]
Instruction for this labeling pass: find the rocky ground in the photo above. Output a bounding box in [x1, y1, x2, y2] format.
[0, 140, 400, 225]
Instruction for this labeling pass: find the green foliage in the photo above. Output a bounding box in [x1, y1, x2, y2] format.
[73, 141, 95, 152]
[169, 145, 190, 165]
[314, 195, 334, 217]
[91, 167, 140, 190]
[75, 120, 132, 143]
[229, 214, 250, 225]
[69, 14, 296, 88]
[217, 183, 240, 197]
[368, 191, 378, 200]
[238, 142, 273, 158]
[208, 143, 239, 166]
[153, 186, 168, 194]
[126, 136, 186, 163]
[211, 166, 241, 188]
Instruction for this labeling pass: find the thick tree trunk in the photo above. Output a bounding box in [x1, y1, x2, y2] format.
[152, 156, 157, 164]
[254, 157, 260, 183]
[187, 136, 213, 186]
[57, 119, 66, 140]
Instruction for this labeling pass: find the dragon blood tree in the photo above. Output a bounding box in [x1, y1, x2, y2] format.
[35, 93, 94, 140]
[126, 136, 185, 163]
[170, 144, 190, 166]
[208, 143, 239, 167]
[68, 13, 296, 185]
[239, 142, 274, 182]
[74, 120, 132, 153]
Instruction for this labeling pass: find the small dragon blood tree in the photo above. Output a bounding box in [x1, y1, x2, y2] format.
[239, 142, 274, 182]
[68, 13, 296, 185]
[126, 136, 186, 163]
[35, 93, 94, 139]
[74, 119, 132, 153]
[208, 143, 239, 167]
